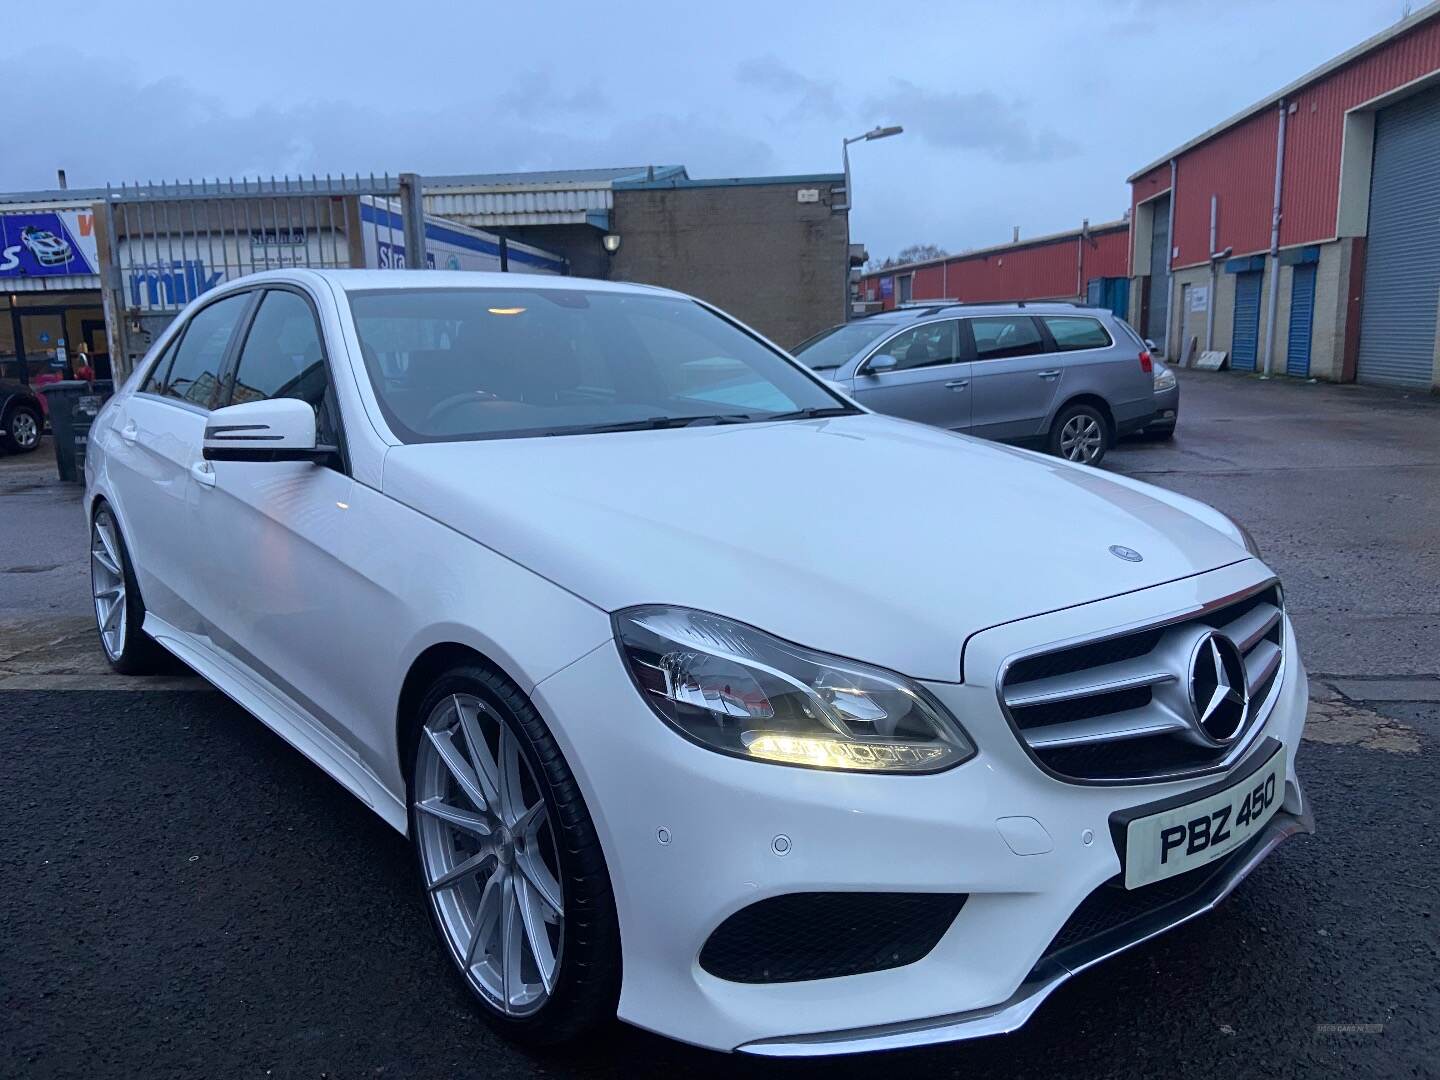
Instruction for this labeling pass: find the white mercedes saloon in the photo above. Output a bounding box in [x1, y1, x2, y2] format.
[84, 270, 1312, 1055]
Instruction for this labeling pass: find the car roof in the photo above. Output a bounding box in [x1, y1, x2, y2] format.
[870, 301, 1115, 321]
[239, 268, 689, 300]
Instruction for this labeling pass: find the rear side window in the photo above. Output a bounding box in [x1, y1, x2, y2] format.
[1042, 316, 1112, 351]
[969, 316, 1044, 361]
[159, 293, 249, 409]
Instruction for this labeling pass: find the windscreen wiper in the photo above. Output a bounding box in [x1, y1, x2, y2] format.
[568, 414, 754, 435]
[756, 405, 860, 422]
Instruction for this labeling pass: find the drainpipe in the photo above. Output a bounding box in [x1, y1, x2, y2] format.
[1076, 218, 1087, 300]
[1207, 195, 1218, 350]
[1262, 99, 1288, 376]
[1165, 159, 1177, 357]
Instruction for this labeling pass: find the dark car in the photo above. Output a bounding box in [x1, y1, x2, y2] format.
[0, 380, 45, 453]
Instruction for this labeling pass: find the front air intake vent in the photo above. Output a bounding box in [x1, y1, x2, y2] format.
[1000, 583, 1285, 784]
[699, 892, 966, 984]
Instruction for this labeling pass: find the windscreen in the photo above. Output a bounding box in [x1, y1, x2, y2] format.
[791, 320, 897, 370]
[348, 287, 850, 442]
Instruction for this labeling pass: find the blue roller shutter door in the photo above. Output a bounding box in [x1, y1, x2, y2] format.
[1357, 84, 1440, 388]
[1286, 264, 1316, 378]
[1232, 270, 1263, 371]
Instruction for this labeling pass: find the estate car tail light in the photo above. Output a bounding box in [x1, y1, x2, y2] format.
[1138, 349, 1153, 374]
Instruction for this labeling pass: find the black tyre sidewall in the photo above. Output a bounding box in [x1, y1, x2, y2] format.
[1049, 403, 1110, 465]
[407, 663, 621, 1047]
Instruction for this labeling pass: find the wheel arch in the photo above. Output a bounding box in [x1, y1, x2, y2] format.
[1051, 392, 1116, 443]
[395, 640, 520, 792]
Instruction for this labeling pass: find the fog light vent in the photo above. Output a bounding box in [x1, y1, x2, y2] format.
[699, 891, 966, 984]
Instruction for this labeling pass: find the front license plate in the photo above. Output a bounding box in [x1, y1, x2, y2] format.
[1120, 743, 1286, 889]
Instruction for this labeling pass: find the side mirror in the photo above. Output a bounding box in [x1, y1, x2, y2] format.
[866, 353, 899, 374]
[203, 398, 334, 463]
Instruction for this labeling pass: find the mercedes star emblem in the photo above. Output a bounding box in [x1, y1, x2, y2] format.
[1188, 631, 1250, 745]
[1108, 545, 1143, 563]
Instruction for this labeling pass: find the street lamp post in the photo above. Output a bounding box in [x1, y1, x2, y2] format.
[839, 125, 902, 320]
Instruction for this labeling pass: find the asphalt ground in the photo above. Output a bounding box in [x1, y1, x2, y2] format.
[2, 370, 1437, 1079]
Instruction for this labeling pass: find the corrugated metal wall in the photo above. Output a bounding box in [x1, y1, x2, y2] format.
[1171, 109, 1278, 265]
[1281, 16, 1440, 246]
[860, 225, 1129, 309]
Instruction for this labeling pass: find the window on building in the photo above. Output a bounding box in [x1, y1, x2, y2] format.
[1042, 316, 1112, 351]
[968, 316, 1045, 361]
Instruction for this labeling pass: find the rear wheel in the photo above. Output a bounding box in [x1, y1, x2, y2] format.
[409, 664, 620, 1046]
[2, 405, 42, 453]
[90, 502, 172, 674]
[1048, 402, 1109, 466]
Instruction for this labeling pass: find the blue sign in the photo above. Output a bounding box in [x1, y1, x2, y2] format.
[127, 260, 225, 306]
[880, 276, 894, 299]
[0, 210, 98, 278]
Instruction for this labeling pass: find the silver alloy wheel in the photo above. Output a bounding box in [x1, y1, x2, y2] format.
[91, 510, 127, 660]
[1059, 414, 1105, 463]
[415, 692, 564, 1017]
[11, 410, 39, 450]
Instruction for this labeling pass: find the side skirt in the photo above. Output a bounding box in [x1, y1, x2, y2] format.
[144, 613, 408, 834]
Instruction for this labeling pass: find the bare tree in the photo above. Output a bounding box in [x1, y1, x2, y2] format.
[866, 243, 949, 271]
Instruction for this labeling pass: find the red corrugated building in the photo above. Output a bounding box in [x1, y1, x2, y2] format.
[857, 220, 1131, 315]
[1129, 4, 1440, 389]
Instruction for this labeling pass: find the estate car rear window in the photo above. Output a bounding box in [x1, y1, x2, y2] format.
[1042, 316, 1112, 351]
[347, 287, 852, 442]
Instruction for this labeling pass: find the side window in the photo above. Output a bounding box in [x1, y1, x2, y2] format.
[1042, 316, 1112, 352]
[869, 321, 960, 372]
[159, 293, 250, 408]
[140, 335, 180, 394]
[230, 290, 338, 444]
[969, 316, 1045, 362]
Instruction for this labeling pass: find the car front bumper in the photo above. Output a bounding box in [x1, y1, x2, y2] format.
[530, 560, 1311, 1053]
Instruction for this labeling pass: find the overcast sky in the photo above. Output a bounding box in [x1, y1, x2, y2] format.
[7, 0, 1425, 259]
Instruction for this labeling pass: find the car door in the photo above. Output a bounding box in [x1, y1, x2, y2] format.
[966, 314, 1062, 441]
[195, 285, 359, 743]
[104, 291, 253, 635]
[847, 320, 972, 430]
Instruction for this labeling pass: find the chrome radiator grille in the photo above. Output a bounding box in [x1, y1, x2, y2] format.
[999, 583, 1284, 783]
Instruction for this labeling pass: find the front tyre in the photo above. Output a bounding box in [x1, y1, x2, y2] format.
[409, 664, 620, 1046]
[90, 501, 173, 674]
[1049, 402, 1109, 466]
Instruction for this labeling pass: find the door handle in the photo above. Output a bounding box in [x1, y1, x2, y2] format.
[120, 422, 138, 444]
[1036, 369, 1061, 379]
[189, 460, 216, 488]
[944, 379, 970, 390]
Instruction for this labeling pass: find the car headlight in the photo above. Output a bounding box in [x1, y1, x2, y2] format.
[615, 606, 975, 773]
[1153, 362, 1177, 391]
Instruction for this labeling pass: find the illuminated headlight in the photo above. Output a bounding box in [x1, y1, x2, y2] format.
[614, 606, 975, 773]
[1153, 362, 1177, 391]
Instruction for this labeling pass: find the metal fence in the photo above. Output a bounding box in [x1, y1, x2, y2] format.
[101, 173, 421, 374]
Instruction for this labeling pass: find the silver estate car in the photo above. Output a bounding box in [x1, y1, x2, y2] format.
[794, 303, 1157, 466]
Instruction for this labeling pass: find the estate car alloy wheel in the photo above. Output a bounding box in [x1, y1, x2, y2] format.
[1050, 403, 1109, 466]
[409, 666, 620, 1045]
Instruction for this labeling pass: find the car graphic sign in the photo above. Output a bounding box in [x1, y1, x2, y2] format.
[0, 209, 99, 278]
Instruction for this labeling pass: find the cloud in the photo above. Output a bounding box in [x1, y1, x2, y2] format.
[864, 79, 1080, 164]
[495, 71, 610, 119]
[0, 59, 774, 191]
[737, 55, 843, 121]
